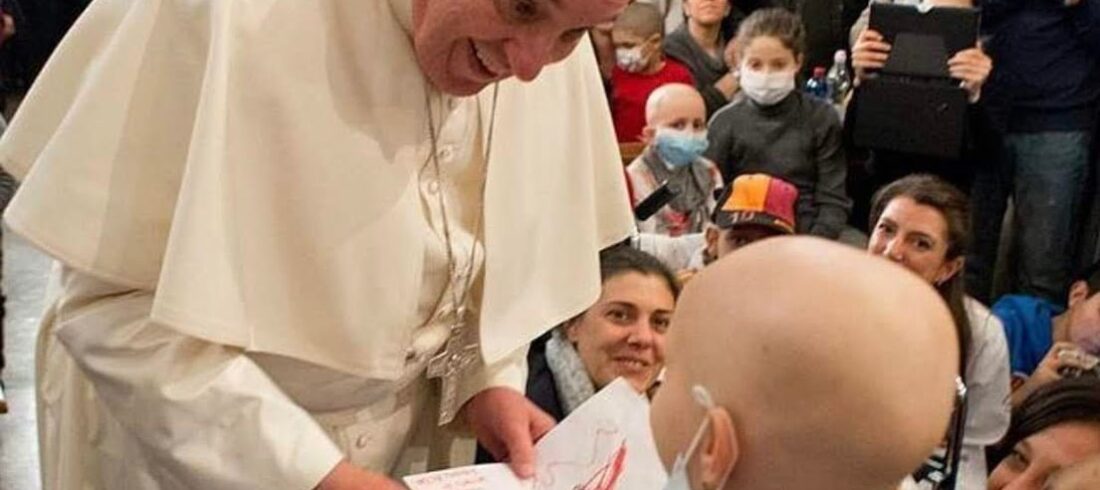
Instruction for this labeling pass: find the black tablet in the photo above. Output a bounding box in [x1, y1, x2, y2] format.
[869, 3, 979, 79]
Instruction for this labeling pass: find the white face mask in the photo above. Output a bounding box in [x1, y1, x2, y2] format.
[662, 385, 733, 490]
[616, 47, 646, 73]
[739, 67, 796, 106]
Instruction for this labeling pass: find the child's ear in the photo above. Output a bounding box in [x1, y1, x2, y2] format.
[697, 408, 738, 488]
[1068, 280, 1091, 309]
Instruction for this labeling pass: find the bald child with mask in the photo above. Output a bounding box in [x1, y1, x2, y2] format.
[649, 236, 962, 490]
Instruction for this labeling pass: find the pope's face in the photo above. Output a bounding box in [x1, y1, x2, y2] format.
[411, 0, 628, 96]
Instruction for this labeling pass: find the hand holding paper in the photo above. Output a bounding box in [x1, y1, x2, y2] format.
[406, 379, 667, 490]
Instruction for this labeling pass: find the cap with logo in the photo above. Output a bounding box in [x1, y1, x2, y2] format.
[712, 174, 799, 233]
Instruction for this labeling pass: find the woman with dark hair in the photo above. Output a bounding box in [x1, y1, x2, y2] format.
[533, 244, 680, 419]
[477, 245, 679, 462]
[988, 377, 1100, 489]
[662, 0, 739, 118]
[867, 174, 1011, 489]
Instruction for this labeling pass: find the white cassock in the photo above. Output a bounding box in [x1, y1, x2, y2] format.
[0, 0, 633, 489]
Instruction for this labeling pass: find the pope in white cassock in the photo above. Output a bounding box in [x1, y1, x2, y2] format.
[0, 0, 635, 488]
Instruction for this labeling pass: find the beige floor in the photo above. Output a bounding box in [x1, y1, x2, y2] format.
[0, 234, 52, 490]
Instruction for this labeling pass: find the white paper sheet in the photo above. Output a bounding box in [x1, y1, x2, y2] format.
[403, 464, 532, 490]
[404, 378, 668, 490]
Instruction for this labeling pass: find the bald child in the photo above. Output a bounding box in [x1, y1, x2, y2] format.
[650, 236, 961, 490]
[626, 83, 723, 237]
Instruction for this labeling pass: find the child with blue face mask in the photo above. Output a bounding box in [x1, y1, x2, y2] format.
[705, 8, 852, 241]
[625, 83, 723, 237]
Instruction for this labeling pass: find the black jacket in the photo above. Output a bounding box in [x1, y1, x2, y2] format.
[474, 333, 564, 464]
[0, 0, 90, 95]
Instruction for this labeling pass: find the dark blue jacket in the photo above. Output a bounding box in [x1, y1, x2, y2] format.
[983, 0, 1100, 132]
[475, 334, 564, 464]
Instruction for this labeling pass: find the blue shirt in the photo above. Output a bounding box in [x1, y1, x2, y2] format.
[992, 295, 1064, 377]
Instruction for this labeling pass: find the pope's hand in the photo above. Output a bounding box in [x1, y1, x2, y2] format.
[464, 387, 557, 479]
[316, 461, 406, 490]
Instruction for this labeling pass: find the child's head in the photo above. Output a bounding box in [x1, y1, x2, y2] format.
[644, 84, 707, 136]
[650, 237, 959, 490]
[1065, 262, 1100, 355]
[734, 8, 805, 105]
[611, 2, 665, 74]
[642, 84, 709, 167]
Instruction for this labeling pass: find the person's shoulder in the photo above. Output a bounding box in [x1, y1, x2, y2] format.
[625, 155, 649, 175]
[610, 65, 629, 83]
[696, 156, 720, 172]
[992, 294, 1055, 318]
[965, 296, 1008, 341]
[801, 94, 842, 123]
[662, 59, 694, 82]
[708, 97, 750, 126]
[965, 296, 993, 320]
[662, 26, 692, 56]
[624, 156, 657, 190]
[991, 294, 1060, 335]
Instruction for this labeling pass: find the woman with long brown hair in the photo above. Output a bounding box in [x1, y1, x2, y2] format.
[867, 174, 1012, 490]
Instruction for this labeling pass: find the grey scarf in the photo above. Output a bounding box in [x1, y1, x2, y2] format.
[544, 328, 597, 416]
[642, 148, 714, 231]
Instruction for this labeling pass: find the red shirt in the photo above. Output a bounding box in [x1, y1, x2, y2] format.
[611, 59, 695, 143]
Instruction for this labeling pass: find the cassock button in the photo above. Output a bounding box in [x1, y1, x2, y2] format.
[356, 434, 370, 449]
[405, 347, 417, 361]
[438, 145, 455, 162]
[425, 179, 440, 195]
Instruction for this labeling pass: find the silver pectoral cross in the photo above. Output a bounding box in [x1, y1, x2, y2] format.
[427, 311, 481, 425]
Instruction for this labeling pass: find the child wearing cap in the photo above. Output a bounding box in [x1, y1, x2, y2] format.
[631, 173, 797, 285]
[611, 2, 695, 144]
[625, 83, 722, 237]
[708, 173, 799, 261]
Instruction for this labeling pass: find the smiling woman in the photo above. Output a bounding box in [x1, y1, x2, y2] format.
[411, 0, 629, 95]
[474, 245, 678, 464]
[562, 246, 679, 395]
[867, 174, 1012, 489]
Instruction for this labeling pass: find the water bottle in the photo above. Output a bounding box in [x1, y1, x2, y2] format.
[826, 50, 852, 104]
[804, 66, 830, 101]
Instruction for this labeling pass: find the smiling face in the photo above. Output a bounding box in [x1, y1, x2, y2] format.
[565, 271, 676, 392]
[411, 0, 628, 96]
[868, 197, 963, 286]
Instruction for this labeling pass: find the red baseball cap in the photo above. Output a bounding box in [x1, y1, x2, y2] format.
[712, 174, 799, 234]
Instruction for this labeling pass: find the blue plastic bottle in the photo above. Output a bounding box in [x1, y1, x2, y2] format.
[804, 66, 830, 101]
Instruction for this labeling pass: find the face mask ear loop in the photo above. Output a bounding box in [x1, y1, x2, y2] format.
[690, 385, 734, 490]
[679, 386, 716, 471]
